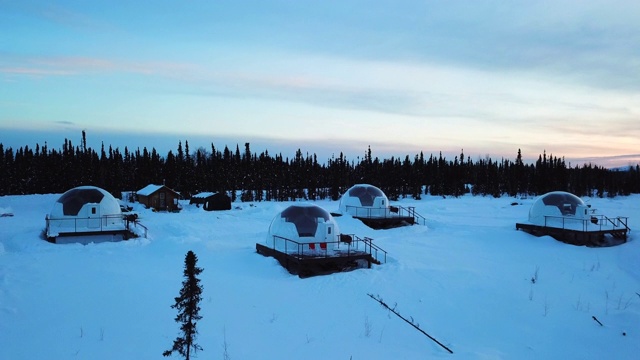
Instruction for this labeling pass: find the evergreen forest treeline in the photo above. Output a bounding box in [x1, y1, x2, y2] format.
[1, 133, 639, 200]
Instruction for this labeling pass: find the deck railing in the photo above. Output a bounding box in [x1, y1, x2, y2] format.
[127, 219, 148, 238]
[266, 234, 387, 264]
[46, 214, 125, 234]
[45, 214, 148, 238]
[363, 236, 387, 263]
[543, 214, 630, 232]
[345, 205, 389, 219]
[397, 206, 427, 225]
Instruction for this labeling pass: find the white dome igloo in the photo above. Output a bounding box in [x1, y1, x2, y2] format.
[267, 203, 340, 252]
[339, 184, 390, 218]
[46, 186, 125, 236]
[528, 191, 591, 226]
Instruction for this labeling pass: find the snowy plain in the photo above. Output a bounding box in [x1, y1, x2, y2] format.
[1, 193, 639, 360]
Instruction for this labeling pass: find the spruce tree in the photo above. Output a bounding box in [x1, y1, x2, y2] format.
[164, 251, 204, 359]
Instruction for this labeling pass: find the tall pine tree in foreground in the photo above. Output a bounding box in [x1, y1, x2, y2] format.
[164, 251, 204, 359]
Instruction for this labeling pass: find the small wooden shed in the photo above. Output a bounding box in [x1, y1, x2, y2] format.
[190, 192, 231, 211]
[137, 184, 181, 212]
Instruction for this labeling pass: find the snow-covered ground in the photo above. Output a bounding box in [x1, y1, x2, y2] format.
[1, 193, 639, 359]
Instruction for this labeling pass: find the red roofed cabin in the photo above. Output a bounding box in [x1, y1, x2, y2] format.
[136, 184, 181, 212]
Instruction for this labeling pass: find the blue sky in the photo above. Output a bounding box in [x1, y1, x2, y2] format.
[1, 0, 639, 166]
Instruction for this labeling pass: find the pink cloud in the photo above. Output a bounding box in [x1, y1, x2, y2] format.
[34, 57, 116, 71]
[0, 67, 75, 76]
[1, 56, 196, 78]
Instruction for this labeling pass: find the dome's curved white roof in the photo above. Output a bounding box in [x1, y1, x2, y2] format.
[528, 191, 587, 226]
[339, 184, 390, 218]
[50, 186, 122, 218]
[267, 203, 340, 246]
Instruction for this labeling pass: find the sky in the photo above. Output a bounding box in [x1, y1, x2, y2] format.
[1, 0, 639, 167]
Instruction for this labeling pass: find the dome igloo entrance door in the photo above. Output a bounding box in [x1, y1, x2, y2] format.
[322, 222, 334, 243]
[87, 205, 101, 228]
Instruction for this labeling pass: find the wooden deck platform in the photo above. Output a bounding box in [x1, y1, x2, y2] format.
[516, 223, 628, 247]
[345, 205, 426, 230]
[256, 235, 386, 278]
[45, 218, 148, 244]
[355, 216, 415, 229]
[256, 244, 377, 277]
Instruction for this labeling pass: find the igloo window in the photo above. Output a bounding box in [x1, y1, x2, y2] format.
[57, 188, 105, 216]
[541, 193, 584, 216]
[281, 205, 331, 237]
[348, 185, 385, 206]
